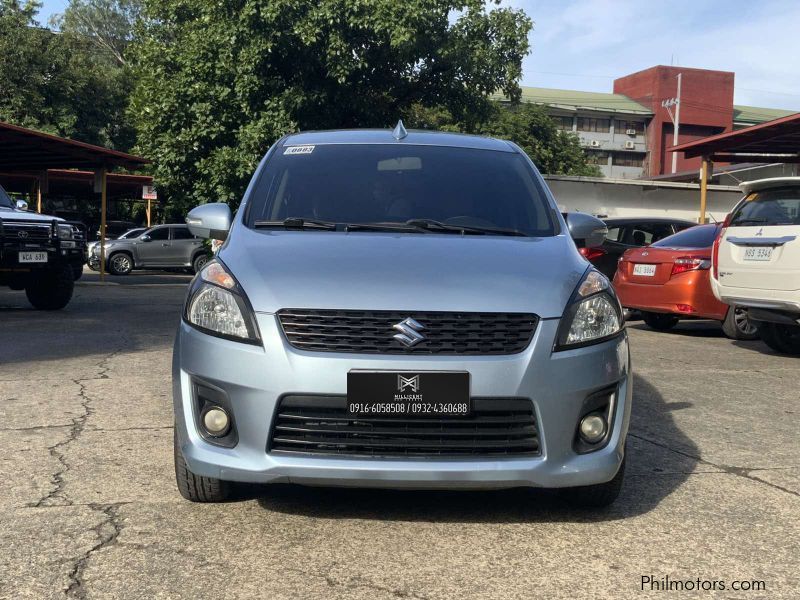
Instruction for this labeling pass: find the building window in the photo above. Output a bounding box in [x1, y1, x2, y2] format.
[612, 152, 645, 167]
[585, 151, 609, 165]
[554, 116, 574, 131]
[577, 117, 610, 133]
[615, 120, 645, 135]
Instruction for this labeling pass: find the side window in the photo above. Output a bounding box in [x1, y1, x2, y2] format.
[148, 227, 169, 241]
[623, 223, 673, 246]
[171, 227, 194, 240]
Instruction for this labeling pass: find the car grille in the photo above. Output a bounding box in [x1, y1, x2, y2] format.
[0, 222, 53, 244]
[277, 309, 538, 355]
[268, 396, 540, 458]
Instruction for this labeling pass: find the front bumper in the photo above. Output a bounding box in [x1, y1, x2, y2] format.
[173, 315, 632, 490]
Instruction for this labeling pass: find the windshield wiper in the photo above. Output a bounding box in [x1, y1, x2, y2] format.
[253, 217, 337, 230]
[731, 217, 768, 225]
[344, 222, 422, 233]
[404, 218, 528, 237]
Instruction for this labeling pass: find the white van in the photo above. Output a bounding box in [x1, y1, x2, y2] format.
[711, 177, 800, 354]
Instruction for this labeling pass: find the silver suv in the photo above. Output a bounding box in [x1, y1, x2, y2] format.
[174, 127, 631, 508]
[91, 224, 210, 275]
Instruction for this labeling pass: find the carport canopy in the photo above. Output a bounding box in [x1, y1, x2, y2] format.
[0, 120, 150, 279]
[0, 121, 148, 170]
[670, 112, 800, 222]
[671, 111, 800, 164]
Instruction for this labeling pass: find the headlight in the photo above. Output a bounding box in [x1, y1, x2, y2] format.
[57, 224, 74, 240]
[555, 269, 623, 350]
[184, 260, 260, 344]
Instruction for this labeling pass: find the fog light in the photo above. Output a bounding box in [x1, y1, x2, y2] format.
[579, 414, 606, 443]
[202, 406, 230, 436]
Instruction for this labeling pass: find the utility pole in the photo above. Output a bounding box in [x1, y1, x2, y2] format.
[661, 72, 682, 174]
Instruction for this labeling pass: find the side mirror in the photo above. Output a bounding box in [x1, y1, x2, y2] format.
[16, 200, 29, 211]
[566, 212, 607, 249]
[140, 234, 152, 242]
[186, 203, 231, 240]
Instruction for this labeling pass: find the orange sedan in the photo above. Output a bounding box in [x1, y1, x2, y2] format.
[613, 224, 757, 339]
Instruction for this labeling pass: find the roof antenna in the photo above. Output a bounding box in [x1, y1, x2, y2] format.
[392, 119, 408, 140]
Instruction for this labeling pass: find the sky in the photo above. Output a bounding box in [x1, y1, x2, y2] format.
[36, 0, 800, 111]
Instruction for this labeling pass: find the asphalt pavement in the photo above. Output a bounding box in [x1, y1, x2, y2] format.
[0, 270, 798, 599]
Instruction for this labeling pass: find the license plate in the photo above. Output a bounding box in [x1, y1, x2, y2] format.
[633, 263, 657, 276]
[744, 246, 773, 261]
[18, 251, 47, 263]
[347, 371, 470, 416]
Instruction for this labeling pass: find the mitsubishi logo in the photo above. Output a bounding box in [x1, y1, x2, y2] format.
[392, 317, 426, 348]
[397, 374, 420, 393]
[17, 230, 28, 239]
[755, 228, 764, 237]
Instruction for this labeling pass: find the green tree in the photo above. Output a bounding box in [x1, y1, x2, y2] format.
[0, 0, 135, 149]
[128, 0, 532, 211]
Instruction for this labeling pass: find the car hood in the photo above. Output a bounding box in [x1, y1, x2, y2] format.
[0, 208, 64, 223]
[220, 227, 588, 318]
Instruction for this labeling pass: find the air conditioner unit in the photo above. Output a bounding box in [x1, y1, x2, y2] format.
[626, 128, 637, 135]
[624, 141, 636, 149]
[590, 140, 601, 148]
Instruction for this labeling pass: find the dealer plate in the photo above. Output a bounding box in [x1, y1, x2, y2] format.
[633, 263, 657, 276]
[347, 371, 470, 416]
[18, 251, 47, 263]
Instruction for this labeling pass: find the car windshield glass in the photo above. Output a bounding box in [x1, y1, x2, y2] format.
[0, 185, 13, 209]
[651, 224, 719, 248]
[731, 187, 800, 226]
[247, 144, 555, 236]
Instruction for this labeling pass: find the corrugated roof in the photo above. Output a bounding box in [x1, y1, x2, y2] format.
[733, 105, 796, 124]
[495, 86, 653, 115]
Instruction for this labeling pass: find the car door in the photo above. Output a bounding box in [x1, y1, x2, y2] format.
[136, 226, 171, 265]
[718, 186, 800, 291]
[596, 224, 629, 278]
[169, 226, 202, 266]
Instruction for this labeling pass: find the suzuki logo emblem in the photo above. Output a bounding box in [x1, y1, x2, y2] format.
[397, 374, 420, 392]
[392, 317, 426, 348]
[17, 230, 28, 239]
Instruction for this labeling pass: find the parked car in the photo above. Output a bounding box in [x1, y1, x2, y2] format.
[173, 126, 632, 508]
[711, 177, 800, 354]
[87, 227, 146, 270]
[90, 223, 210, 275]
[613, 225, 758, 339]
[586, 217, 696, 279]
[0, 185, 86, 309]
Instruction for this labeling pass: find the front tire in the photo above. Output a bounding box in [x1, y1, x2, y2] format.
[642, 312, 679, 331]
[560, 456, 625, 508]
[174, 427, 230, 502]
[758, 322, 800, 355]
[25, 265, 74, 310]
[721, 306, 758, 340]
[71, 263, 84, 281]
[192, 253, 210, 274]
[108, 252, 133, 276]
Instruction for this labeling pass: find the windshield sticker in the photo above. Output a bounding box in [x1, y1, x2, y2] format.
[284, 145, 315, 155]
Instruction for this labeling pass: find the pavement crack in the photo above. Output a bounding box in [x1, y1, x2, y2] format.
[284, 565, 429, 599]
[28, 348, 123, 508]
[65, 503, 123, 599]
[630, 433, 800, 498]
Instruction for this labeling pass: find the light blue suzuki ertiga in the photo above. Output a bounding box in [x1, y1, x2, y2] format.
[175, 125, 631, 507]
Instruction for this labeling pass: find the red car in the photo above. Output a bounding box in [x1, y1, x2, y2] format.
[613, 224, 758, 339]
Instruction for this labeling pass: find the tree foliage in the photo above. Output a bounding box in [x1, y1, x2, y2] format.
[50, 0, 142, 67]
[0, 0, 134, 149]
[128, 0, 533, 210]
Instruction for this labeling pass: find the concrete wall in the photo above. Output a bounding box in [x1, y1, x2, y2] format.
[544, 175, 742, 222]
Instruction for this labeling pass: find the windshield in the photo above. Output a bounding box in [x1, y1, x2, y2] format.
[0, 185, 13, 209]
[731, 187, 800, 226]
[247, 144, 556, 236]
[651, 224, 719, 248]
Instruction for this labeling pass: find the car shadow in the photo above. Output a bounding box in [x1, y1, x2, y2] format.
[627, 320, 725, 338]
[247, 374, 698, 523]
